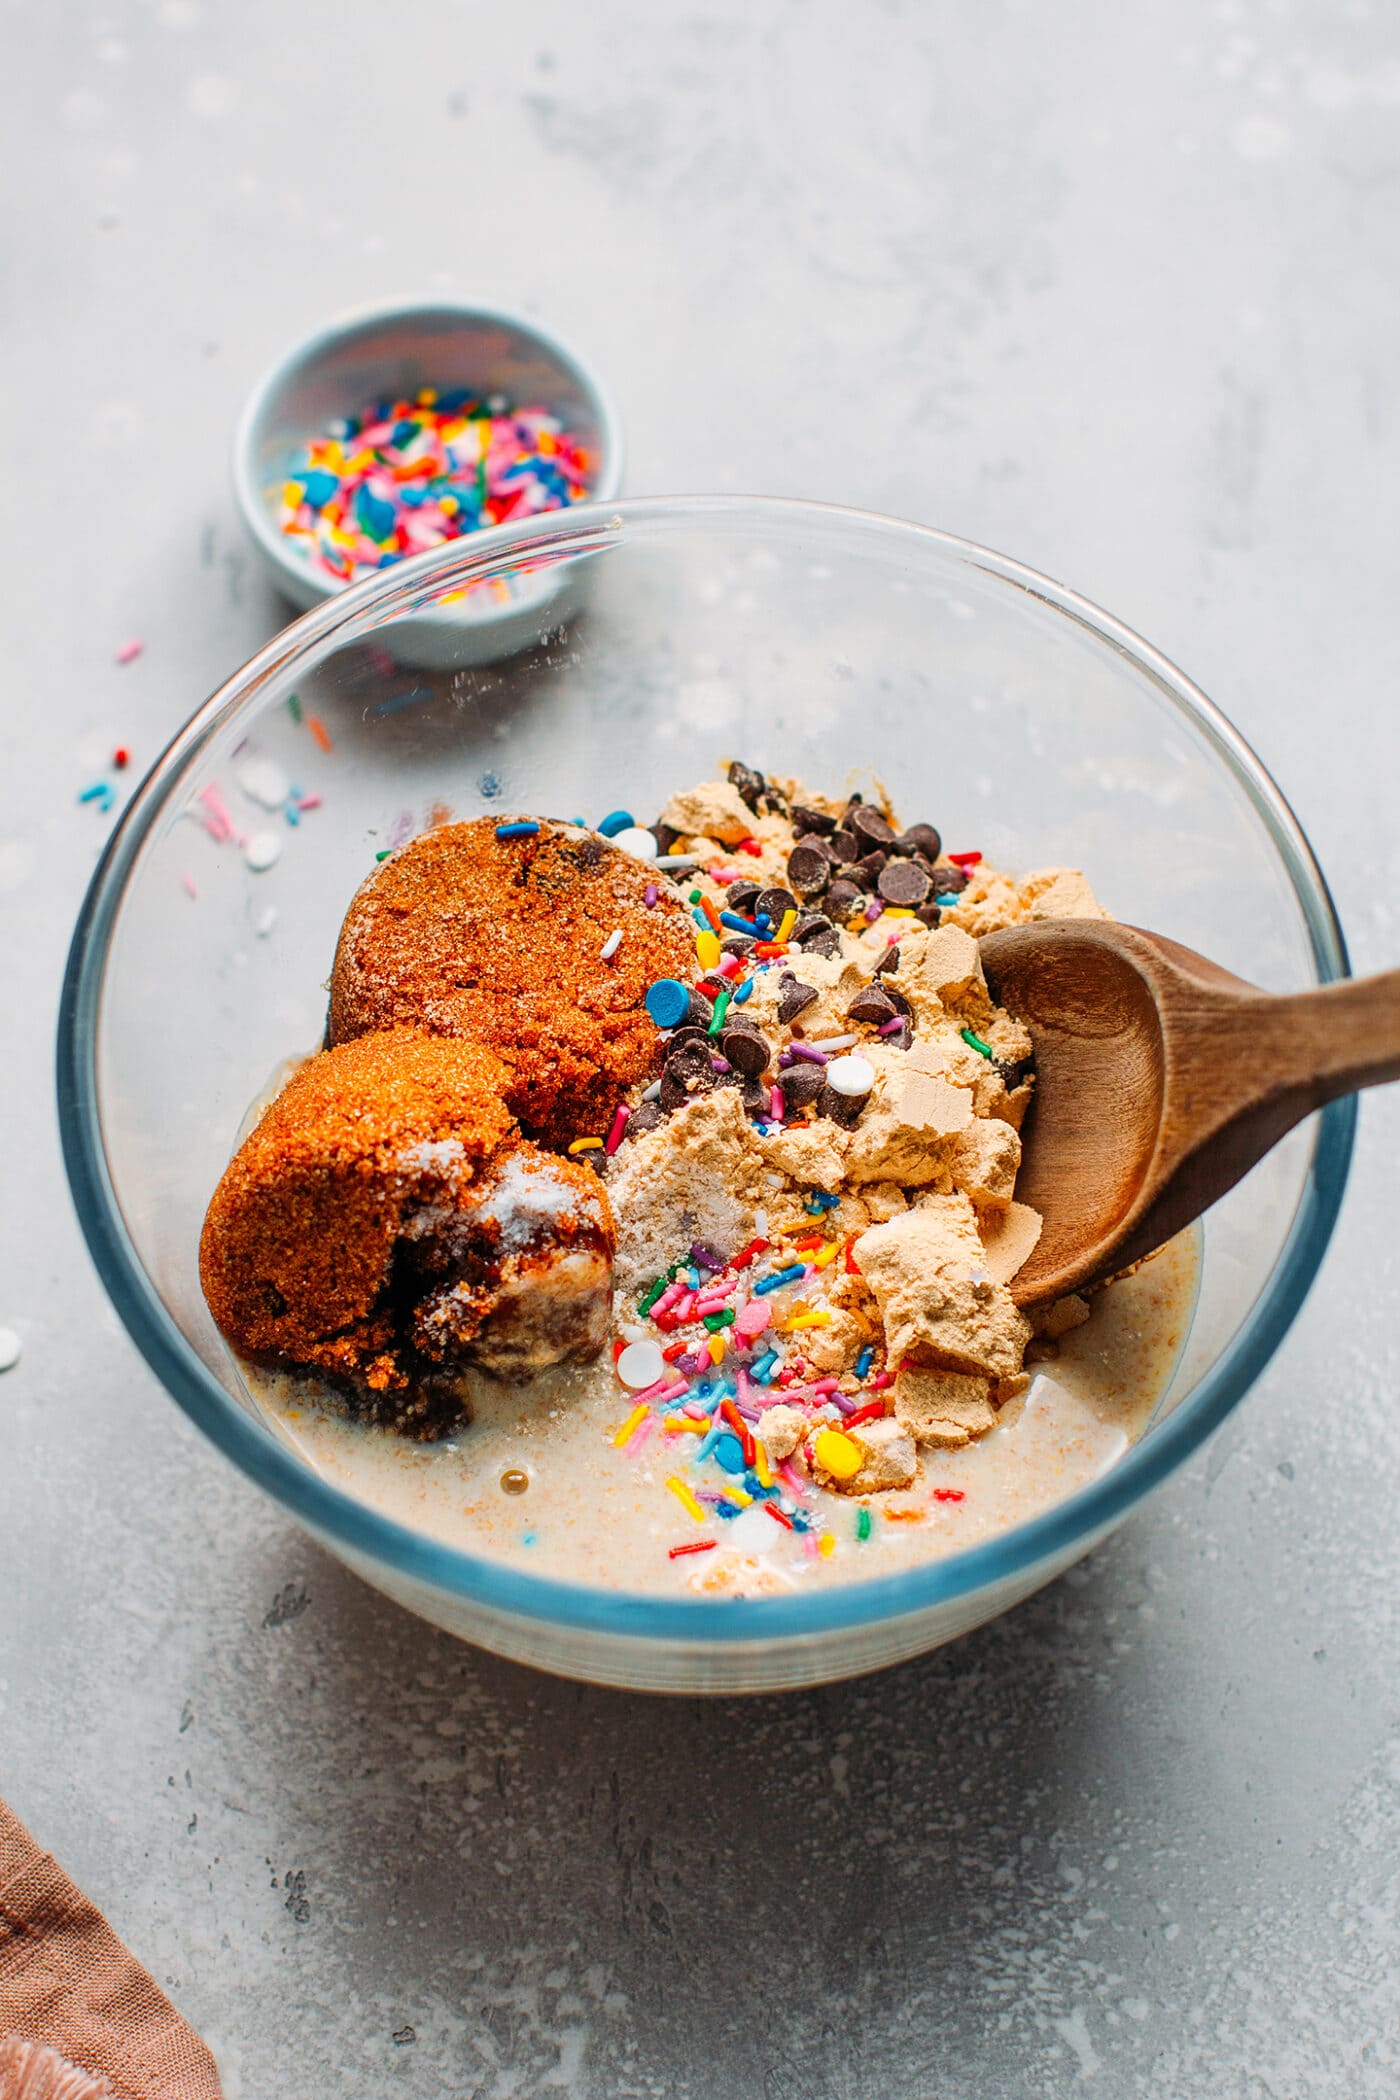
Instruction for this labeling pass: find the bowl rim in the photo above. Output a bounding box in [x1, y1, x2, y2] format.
[56, 494, 1357, 1647]
[230, 295, 626, 611]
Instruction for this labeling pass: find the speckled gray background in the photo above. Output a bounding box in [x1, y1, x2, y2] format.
[3, 3, 1397, 2094]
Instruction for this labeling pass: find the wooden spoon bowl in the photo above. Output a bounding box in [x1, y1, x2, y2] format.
[979, 918, 1399, 1308]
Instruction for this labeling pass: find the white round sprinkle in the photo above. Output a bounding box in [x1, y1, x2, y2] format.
[235, 755, 291, 810]
[616, 1339, 665, 1390]
[599, 928, 622, 961]
[609, 825, 659, 862]
[0, 1327, 21, 1373]
[244, 830, 282, 872]
[825, 1053, 876, 1099]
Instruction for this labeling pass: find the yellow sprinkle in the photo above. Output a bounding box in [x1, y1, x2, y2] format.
[812, 1242, 840, 1268]
[784, 1311, 833, 1330]
[813, 1427, 863, 1482]
[753, 1439, 774, 1488]
[722, 1484, 753, 1508]
[695, 927, 722, 970]
[708, 1334, 726, 1365]
[664, 1415, 707, 1434]
[883, 906, 916, 917]
[818, 1533, 836, 1558]
[612, 1404, 649, 1448]
[775, 907, 797, 942]
[417, 386, 438, 405]
[282, 479, 304, 508]
[568, 1136, 604, 1153]
[666, 1475, 706, 1523]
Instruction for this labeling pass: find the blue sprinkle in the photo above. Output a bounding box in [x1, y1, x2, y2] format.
[354, 485, 397, 542]
[598, 809, 635, 838]
[720, 911, 760, 934]
[753, 1265, 805, 1296]
[300, 468, 339, 509]
[521, 1531, 538, 1546]
[494, 821, 540, 841]
[77, 782, 108, 804]
[934, 893, 961, 908]
[812, 1191, 841, 1210]
[715, 1499, 743, 1521]
[284, 802, 300, 827]
[645, 978, 691, 1029]
[479, 771, 502, 799]
[696, 1421, 725, 1462]
[692, 907, 710, 929]
[855, 1344, 875, 1380]
[390, 418, 421, 448]
[789, 1511, 811, 1533]
[733, 979, 754, 1004]
[713, 1433, 746, 1474]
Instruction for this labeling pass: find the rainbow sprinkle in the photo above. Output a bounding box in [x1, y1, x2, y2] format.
[275, 389, 593, 585]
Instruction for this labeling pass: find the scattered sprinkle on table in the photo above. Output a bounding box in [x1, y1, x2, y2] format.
[275, 389, 593, 585]
[115, 638, 143, 665]
[0, 1328, 21, 1373]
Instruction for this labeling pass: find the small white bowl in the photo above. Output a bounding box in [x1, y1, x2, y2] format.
[232, 299, 624, 668]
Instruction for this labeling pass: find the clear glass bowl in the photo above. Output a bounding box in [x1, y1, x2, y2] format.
[57, 498, 1355, 1693]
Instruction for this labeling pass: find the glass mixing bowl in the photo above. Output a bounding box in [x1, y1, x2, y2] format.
[57, 498, 1354, 1693]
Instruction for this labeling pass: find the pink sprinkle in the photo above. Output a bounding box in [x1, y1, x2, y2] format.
[736, 1367, 756, 1408]
[179, 872, 198, 899]
[604, 1104, 630, 1156]
[717, 954, 742, 980]
[644, 884, 659, 908]
[777, 1458, 808, 1499]
[864, 899, 883, 923]
[879, 1015, 907, 1035]
[802, 1533, 822, 1559]
[653, 1379, 692, 1405]
[673, 1291, 697, 1324]
[683, 1399, 710, 1419]
[734, 1299, 771, 1340]
[115, 638, 144, 665]
[811, 1376, 841, 1394]
[627, 1414, 657, 1454]
[195, 782, 248, 845]
[629, 1377, 672, 1405]
[869, 1369, 895, 1391]
[768, 1085, 785, 1123]
[710, 867, 742, 884]
[651, 1282, 686, 1317]
[294, 791, 323, 812]
[389, 808, 414, 847]
[886, 931, 902, 945]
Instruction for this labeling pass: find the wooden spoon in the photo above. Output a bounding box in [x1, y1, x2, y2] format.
[978, 918, 1400, 1308]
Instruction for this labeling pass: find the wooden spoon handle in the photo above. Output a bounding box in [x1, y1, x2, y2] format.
[1248, 967, 1400, 1112]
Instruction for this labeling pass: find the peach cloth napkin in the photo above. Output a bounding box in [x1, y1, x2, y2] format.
[0, 1800, 221, 2100]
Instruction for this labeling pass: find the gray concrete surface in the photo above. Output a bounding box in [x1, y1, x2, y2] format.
[3, 3, 1398, 2093]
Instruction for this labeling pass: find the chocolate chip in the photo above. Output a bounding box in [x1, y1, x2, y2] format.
[727, 760, 766, 813]
[787, 843, 831, 897]
[795, 919, 841, 957]
[895, 822, 942, 861]
[996, 1055, 1035, 1090]
[849, 805, 896, 850]
[931, 863, 969, 895]
[841, 793, 864, 822]
[777, 975, 819, 1024]
[666, 1039, 715, 1083]
[721, 1071, 770, 1114]
[916, 903, 942, 928]
[852, 850, 888, 892]
[883, 1019, 913, 1050]
[882, 980, 912, 1017]
[719, 1026, 771, 1076]
[726, 882, 762, 915]
[789, 803, 836, 837]
[575, 837, 605, 870]
[755, 886, 799, 926]
[622, 1101, 665, 1140]
[878, 860, 932, 906]
[847, 984, 898, 1026]
[825, 879, 863, 920]
[826, 828, 860, 865]
[779, 1062, 827, 1108]
[660, 1041, 716, 1111]
[873, 946, 900, 976]
[663, 1024, 710, 1054]
[721, 936, 755, 957]
[688, 990, 714, 1029]
[818, 1082, 866, 1128]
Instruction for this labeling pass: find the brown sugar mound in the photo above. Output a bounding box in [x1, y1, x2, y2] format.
[327, 819, 694, 1148]
[199, 1028, 516, 1433]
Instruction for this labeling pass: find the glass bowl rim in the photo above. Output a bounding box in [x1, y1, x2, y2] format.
[56, 494, 1356, 1646]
